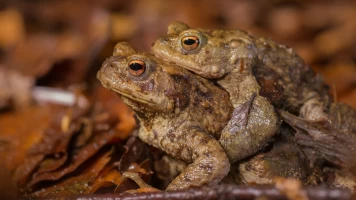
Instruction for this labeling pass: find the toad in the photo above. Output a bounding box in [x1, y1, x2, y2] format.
[151, 22, 293, 161]
[97, 42, 233, 190]
[152, 22, 331, 116]
[151, 22, 356, 187]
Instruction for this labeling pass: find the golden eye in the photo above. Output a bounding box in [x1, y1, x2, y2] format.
[181, 36, 200, 51]
[128, 60, 146, 76]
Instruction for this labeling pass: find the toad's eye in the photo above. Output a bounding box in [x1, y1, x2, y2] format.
[181, 36, 200, 51]
[128, 60, 146, 76]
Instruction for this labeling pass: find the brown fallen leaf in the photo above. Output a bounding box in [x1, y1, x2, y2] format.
[118, 137, 150, 174]
[30, 127, 78, 175]
[13, 154, 45, 188]
[93, 86, 136, 140]
[84, 143, 125, 194]
[31, 147, 114, 197]
[26, 129, 117, 189]
[279, 110, 356, 169]
[0, 163, 17, 200]
[89, 181, 118, 194]
[13, 106, 84, 188]
[87, 137, 155, 194]
[0, 105, 53, 172]
[115, 159, 155, 194]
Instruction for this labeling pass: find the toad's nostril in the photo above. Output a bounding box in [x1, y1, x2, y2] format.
[160, 37, 169, 43]
[152, 37, 168, 47]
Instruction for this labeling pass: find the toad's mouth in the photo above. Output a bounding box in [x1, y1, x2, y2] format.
[97, 79, 156, 108]
[152, 46, 199, 72]
[97, 70, 157, 106]
[108, 86, 157, 106]
[153, 50, 220, 78]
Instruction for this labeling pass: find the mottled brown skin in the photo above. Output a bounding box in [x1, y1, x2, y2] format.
[149, 22, 356, 190]
[97, 42, 233, 190]
[152, 21, 331, 113]
[154, 125, 312, 187]
[152, 22, 281, 162]
[228, 126, 310, 185]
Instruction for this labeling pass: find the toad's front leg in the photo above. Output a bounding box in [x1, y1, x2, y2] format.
[158, 127, 230, 191]
[217, 69, 279, 162]
[219, 93, 279, 162]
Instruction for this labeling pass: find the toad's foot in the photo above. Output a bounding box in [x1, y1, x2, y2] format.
[163, 128, 230, 191]
[299, 98, 329, 121]
[219, 94, 278, 162]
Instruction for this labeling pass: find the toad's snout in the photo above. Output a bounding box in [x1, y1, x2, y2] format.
[152, 36, 170, 47]
[102, 56, 122, 69]
[97, 56, 123, 88]
[152, 36, 176, 52]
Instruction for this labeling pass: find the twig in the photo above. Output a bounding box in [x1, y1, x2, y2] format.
[26, 184, 353, 200]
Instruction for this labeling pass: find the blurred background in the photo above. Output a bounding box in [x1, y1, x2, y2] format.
[0, 0, 355, 198]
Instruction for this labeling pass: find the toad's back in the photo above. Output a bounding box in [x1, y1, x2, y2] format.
[253, 37, 331, 113]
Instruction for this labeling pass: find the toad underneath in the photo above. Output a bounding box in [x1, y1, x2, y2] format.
[97, 42, 233, 190]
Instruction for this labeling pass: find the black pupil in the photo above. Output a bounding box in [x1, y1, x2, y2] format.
[184, 38, 197, 45]
[129, 63, 143, 71]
